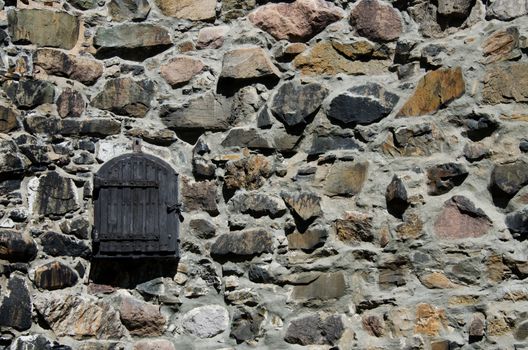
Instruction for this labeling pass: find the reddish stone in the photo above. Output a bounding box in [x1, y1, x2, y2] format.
[197, 26, 229, 49]
[248, 0, 344, 42]
[119, 296, 166, 336]
[160, 56, 204, 87]
[56, 88, 85, 118]
[434, 196, 492, 239]
[350, 0, 402, 42]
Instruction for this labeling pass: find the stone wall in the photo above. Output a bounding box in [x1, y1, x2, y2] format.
[0, 0, 528, 348]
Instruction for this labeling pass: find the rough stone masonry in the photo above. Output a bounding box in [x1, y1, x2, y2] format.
[0, 0, 528, 348]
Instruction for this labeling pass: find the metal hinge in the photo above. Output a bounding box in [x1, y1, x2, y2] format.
[167, 202, 184, 222]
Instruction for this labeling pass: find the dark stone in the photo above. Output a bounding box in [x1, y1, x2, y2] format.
[68, 0, 98, 10]
[118, 296, 165, 336]
[34, 172, 79, 216]
[0, 179, 21, 196]
[228, 191, 287, 218]
[284, 313, 344, 345]
[94, 24, 172, 61]
[426, 163, 468, 195]
[385, 175, 409, 218]
[40, 231, 91, 258]
[57, 88, 85, 118]
[281, 191, 322, 223]
[34, 261, 78, 290]
[189, 218, 216, 239]
[0, 105, 18, 133]
[270, 81, 328, 128]
[3, 79, 55, 109]
[505, 207, 528, 240]
[327, 83, 399, 127]
[0, 230, 37, 262]
[211, 228, 273, 257]
[73, 151, 95, 165]
[490, 160, 528, 206]
[257, 107, 273, 129]
[60, 216, 90, 239]
[461, 113, 499, 141]
[520, 140, 528, 153]
[308, 132, 362, 157]
[248, 264, 275, 284]
[108, 0, 150, 21]
[292, 272, 346, 300]
[221, 128, 272, 149]
[0, 275, 32, 331]
[230, 307, 264, 343]
[91, 78, 154, 118]
[61, 118, 122, 137]
[181, 178, 218, 216]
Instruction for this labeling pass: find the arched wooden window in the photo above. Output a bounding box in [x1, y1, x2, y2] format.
[92, 153, 180, 258]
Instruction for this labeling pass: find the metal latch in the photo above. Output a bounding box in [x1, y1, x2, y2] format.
[167, 202, 184, 222]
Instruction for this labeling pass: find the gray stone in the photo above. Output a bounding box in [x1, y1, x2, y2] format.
[490, 160, 528, 205]
[323, 161, 369, 197]
[327, 83, 399, 126]
[68, 0, 98, 9]
[284, 313, 344, 345]
[3, 79, 55, 109]
[91, 78, 154, 118]
[0, 229, 37, 262]
[287, 226, 328, 250]
[182, 305, 229, 338]
[211, 228, 273, 257]
[60, 216, 91, 239]
[228, 191, 287, 218]
[136, 278, 181, 304]
[40, 231, 91, 258]
[181, 178, 218, 216]
[486, 0, 528, 20]
[134, 339, 175, 350]
[57, 88, 85, 118]
[230, 307, 264, 343]
[0, 275, 32, 331]
[309, 132, 362, 156]
[270, 81, 328, 128]
[7, 9, 80, 49]
[94, 24, 172, 61]
[108, 0, 150, 21]
[282, 191, 322, 222]
[33, 261, 78, 290]
[189, 218, 216, 239]
[34, 293, 127, 339]
[350, 0, 402, 42]
[33, 172, 79, 216]
[505, 207, 528, 240]
[219, 47, 281, 81]
[118, 296, 165, 336]
[292, 272, 346, 300]
[426, 163, 468, 195]
[438, 0, 474, 18]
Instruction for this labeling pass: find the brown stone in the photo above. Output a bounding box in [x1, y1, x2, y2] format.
[486, 254, 508, 283]
[181, 177, 218, 216]
[282, 191, 322, 222]
[362, 314, 385, 337]
[284, 43, 308, 55]
[34, 261, 78, 290]
[469, 316, 485, 338]
[293, 41, 390, 76]
[335, 212, 373, 244]
[119, 296, 165, 336]
[224, 154, 272, 191]
[426, 163, 468, 195]
[8, 9, 80, 50]
[126, 128, 177, 146]
[482, 27, 521, 64]
[419, 272, 457, 289]
[220, 47, 280, 81]
[211, 228, 273, 257]
[56, 88, 85, 118]
[197, 25, 229, 49]
[248, 0, 343, 42]
[160, 56, 204, 87]
[33, 49, 103, 86]
[434, 196, 492, 239]
[91, 78, 154, 118]
[332, 40, 391, 60]
[482, 63, 528, 104]
[287, 226, 328, 250]
[154, 0, 216, 20]
[292, 272, 345, 300]
[487, 315, 511, 336]
[395, 211, 423, 239]
[397, 67, 465, 117]
[134, 339, 175, 350]
[414, 303, 447, 336]
[322, 161, 368, 197]
[0, 105, 18, 133]
[350, 0, 402, 42]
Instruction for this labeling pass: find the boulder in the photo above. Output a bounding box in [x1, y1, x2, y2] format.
[181, 305, 229, 338]
[33, 49, 103, 86]
[482, 63, 528, 104]
[350, 0, 402, 42]
[287, 226, 328, 250]
[284, 313, 344, 345]
[224, 154, 273, 191]
[490, 160, 528, 205]
[7, 9, 80, 49]
[220, 47, 280, 81]
[281, 191, 322, 223]
[160, 56, 204, 87]
[154, 0, 216, 20]
[482, 27, 521, 64]
[426, 163, 468, 195]
[211, 229, 273, 257]
[40, 231, 91, 258]
[385, 175, 409, 218]
[134, 339, 175, 350]
[3, 79, 55, 109]
[108, 0, 150, 21]
[118, 296, 165, 336]
[397, 67, 465, 117]
[94, 24, 172, 61]
[327, 83, 399, 126]
[248, 0, 344, 42]
[0, 230, 37, 262]
[335, 212, 374, 244]
[309, 131, 362, 156]
[221, 127, 273, 149]
[181, 178, 218, 215]
[228, 191, 287, 218]
[34, 293, 127, 339]
[196, 26, 229, 49]
[91, 78, 154, 118]
[438, 0, 474, 18]
[322, 161, 369, 197]
[230, 307, 264, 343]
[486, 0, 528, 20]
[56, 88, 85, 118]
[0, 105, 18, 133]
[434, 196, 492, 239]
[33, 172, 79, 216]
[0, 275, 32, 331]
[270, 81, 328, 128]
[33, 261, 78, 290]
[292, 272, 346, 300]
[505, 207, 528, 240]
